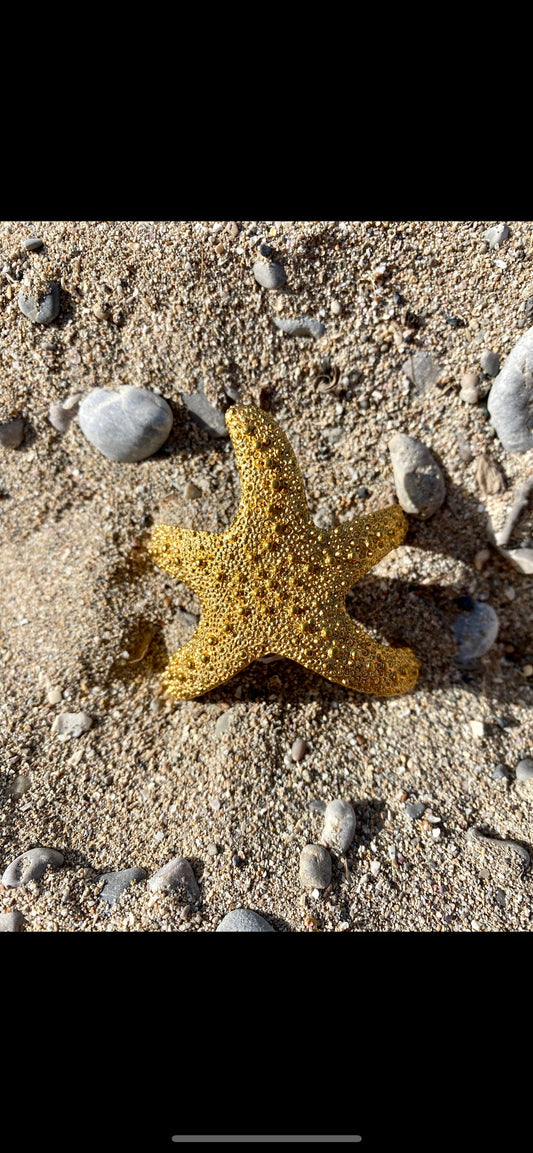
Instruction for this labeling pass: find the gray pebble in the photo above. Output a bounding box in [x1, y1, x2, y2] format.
[388, 432, 446, 519]
[180, 382, 228, 437]
[273, 316, 326, 339]
[405, 801, 427, 819]
[259, 243, 272, 257]
[78, 386, 173, 462]
[2, 847, 64, 888]
[184, 481, 202, 500]
[491, 764, 510, 781]
[515, 757, 533, 782]
[6, 774, 32, 798]
[48, 394, 82, 433]
[253, 261, 286, 289]
[98, 867, 147, 904]
[0, 910, 25, 932]
[51, 711, 93, 741]
[452, 600, 499, 666]
[147, 856, 200, 901]
[486, 326, 533, 453]
[320, 799, 356, 853]
[299, 844, 332, 891]
[291, 737, 309, 762]
[18, 281, 60, 324]
[480, 349, 500, 377]
[402, 351, 443, 395]
[482, 223, 509, 249]
[216, 908, 276, 932]
[0, 418, 24, 449]
[23, 236, 44, 251]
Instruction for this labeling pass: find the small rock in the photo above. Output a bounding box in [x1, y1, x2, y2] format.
[452, 600, 499, 666]
[388, 432, 446, 519]
[274, 316, 326, 339]
[299, 844, 332, 891]
[215, 712, 231, 737]
[291, 737, 309, 762]
[48, 394, 82, 433]
[6, 774, 32, 798]
[320, 799, 356, 853]
[470, 719, 486, 739]
[215, 908, 276, 932]
[78, 386, 173, 461]
[180, 382, 228, 437]
[258, 243, 272, 257]
[184, 481, 202, 500]
[2, 847, 64, 888]
[475, 453, 506, 496]
[253, 261, 286, 289]
[0, 418, 24, 448]
[147, 856, 200, 901]
[459, 373, 480, 404]
[226, 221, 239, 238]
[47, 686, 62, 704]
[0, 910, 25, 931]
[500, 547, 533, 575]
[402, 351, 443, 394]
[330, 300, 342, 316]
[482, 223, 509, 249]
[487, 325, 533, 453]
[515, 757, 533, 782]
[404, 801, 427, 820]
[98, 867, 147, 905]
[491, 764, 510, 781]
[51, 711, 93, 741]
[480, 349, 500, 377]
[18, 281, 60, 324]
[23, 236, 44, 251]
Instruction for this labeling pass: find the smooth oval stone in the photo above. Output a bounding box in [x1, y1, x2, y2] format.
[23, 236, 44, 251]
[253, 261, 286, 289]
[18, 281, 60, 324]
[98, 867, 147, 904]
[2, 847, 64, 888]
[0, 910, 25, 931]
[299, 844, 332, 891]
[216, 908, 276, 932]
[146, 856, 200, 901]
[0, 419, 24, 449]
[487, 326, 533, 452]
[291, 737, 309, 762]
[320, 799, 356, 853]
[452, 601, 499, 666]
[273, 316, 326, 338]
[78, 386, 173, 462]
[516, 758, 533, 782]
[389, 432, 446, 518]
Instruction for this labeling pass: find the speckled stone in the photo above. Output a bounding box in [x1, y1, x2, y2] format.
[0, 418, 24, 449]
[78, 386, 173, 461]
[98, 867, 147, 904]
[18, 281, 60, 324]
[388, 433, 446, 519]
[253, 261, 286, 289]
[273, 316, 326, 339]
[146, 856, 200, 901]
[215, 908, 276, 932]
[320, 799, 356, 853]
[299, 844, 332, 891]
[452, 600, 499, 666]
[2, 847, 64, 888]
[0, 910, 25, 931]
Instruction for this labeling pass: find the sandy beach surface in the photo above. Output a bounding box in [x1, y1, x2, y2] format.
[1, 219, 532, 933]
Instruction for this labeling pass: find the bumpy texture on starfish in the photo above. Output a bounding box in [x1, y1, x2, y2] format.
[148, 404, 420, 699]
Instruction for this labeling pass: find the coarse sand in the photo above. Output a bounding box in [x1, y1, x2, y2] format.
[1, 219, 532, 933]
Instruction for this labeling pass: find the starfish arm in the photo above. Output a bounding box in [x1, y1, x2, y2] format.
[160, 614, 262, 700]
[148, 524, 222, 589]
[327, 506, 408, 577]
[278, 612, 420, 696]
[225, 404, 312, 528]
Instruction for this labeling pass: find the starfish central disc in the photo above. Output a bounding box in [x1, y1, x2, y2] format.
[148, 403, 420, 699]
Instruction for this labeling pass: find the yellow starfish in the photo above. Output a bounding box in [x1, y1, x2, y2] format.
[148, 404, 420, 699]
